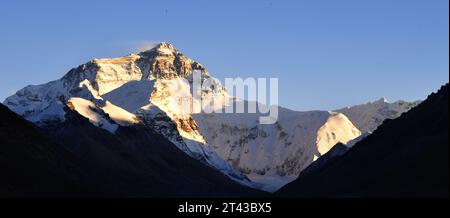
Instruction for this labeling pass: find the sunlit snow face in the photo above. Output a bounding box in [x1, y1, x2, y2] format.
[152, 70, 279, 124]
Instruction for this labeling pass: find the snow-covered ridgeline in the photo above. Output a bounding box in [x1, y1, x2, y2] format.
[3, 42, 420, 192]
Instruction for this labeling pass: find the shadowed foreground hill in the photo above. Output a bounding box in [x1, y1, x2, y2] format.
[0, 104, 100, 197]
[41, 108, 264, 197]
[0, 104, 264, 197]
[277, 84, 449, 198]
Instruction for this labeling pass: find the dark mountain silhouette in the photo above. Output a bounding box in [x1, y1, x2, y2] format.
[41, 107, 264, 197]
[0, 103, 263, 197]
[0, 104, 101, 197]
[300, 143, 349, 177]
[277, 84, 449, 198]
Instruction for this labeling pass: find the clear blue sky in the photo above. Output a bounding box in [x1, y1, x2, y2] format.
[0, 0, 448, 111]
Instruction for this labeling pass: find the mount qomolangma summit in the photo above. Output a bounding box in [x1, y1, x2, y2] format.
[4, 42, 420, 192]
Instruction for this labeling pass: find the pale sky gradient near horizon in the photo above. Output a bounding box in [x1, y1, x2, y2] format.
[0, 0, 448, 111]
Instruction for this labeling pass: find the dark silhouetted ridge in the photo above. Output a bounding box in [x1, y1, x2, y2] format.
[0, 104, 100, 197]
[277, 84, 449, 198]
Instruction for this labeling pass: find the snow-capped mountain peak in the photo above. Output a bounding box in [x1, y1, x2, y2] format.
[377, 97, 389, 103]
[146, 42, 178, 55]
[316, 112, 361, 155]
[336, 98, 420, 133]
[3, 42, 255, 188]
[3, 42, 420, 192]
[138, 42, 209, 80]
